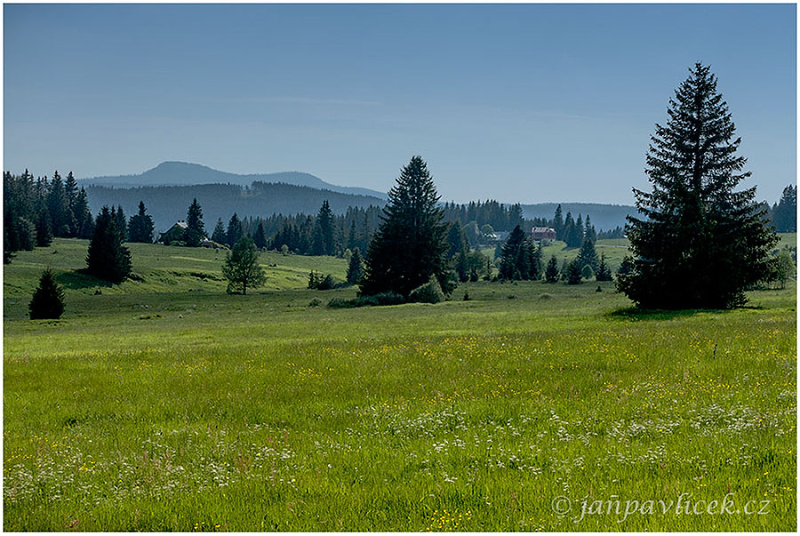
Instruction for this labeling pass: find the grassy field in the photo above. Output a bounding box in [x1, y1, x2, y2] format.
[3, 239, 796, 531]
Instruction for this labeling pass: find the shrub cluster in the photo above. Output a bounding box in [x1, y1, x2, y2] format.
[308, 271, 344, 290]
[328, 292, 405, 309]
[328, 276, 449, 309]
[407, 277, 445, 304]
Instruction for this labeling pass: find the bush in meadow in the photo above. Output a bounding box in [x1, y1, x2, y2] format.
[408, 276, 445, 304]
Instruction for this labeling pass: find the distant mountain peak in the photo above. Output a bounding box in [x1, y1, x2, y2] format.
[80, 161, 387, 199]
[151, 160, 208, 170]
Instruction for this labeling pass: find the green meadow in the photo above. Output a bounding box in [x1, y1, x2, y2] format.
[3, 238, 796, 531]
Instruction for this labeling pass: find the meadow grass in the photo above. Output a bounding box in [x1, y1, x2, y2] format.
[3, 239, 796, 531]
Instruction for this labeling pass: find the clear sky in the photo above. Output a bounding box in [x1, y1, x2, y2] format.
[3, 2, 796, 205]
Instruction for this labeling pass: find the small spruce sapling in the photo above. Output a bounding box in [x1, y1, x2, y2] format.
[29, 268, 65, 319]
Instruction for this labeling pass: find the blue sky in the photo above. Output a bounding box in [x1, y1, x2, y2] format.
[3, 3, 796, 205]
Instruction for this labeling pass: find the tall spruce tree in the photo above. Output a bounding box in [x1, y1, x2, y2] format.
[128, 201, 155, 243]
[226, 213, 243, 248]
[253, 220, 268, 250]
[565, 259, 583, 285]
[563, 212, 582, 248]
[617, 63, 778, 309]
[74, 188, 94, 239]
[575, 236, 599, 273]
[584, 215, 597, 242]
[113, 205, 128, 242]
[498, 225, 527, 280]
[185, 198, 205, 246]
[360, 156, 449, 297]
[35, 206, 53, 247]
[553, 204, 565, 240]
[211, 218, 226, 244]
[772, 184, 797, 232]
[545, 255, 560, 282]
[312, 200, 336, 256]
[3, 171, 36, 255]
[498, 225, 540, 280]
[64, 172, 79, 236]
[86, 206, 132, 283]
[446, 220, 468, 259]
[47, 171, 72, 237]
[346, 218, 359, 251]
[596, 253, 613, 282]
[346, 247, 364, 284]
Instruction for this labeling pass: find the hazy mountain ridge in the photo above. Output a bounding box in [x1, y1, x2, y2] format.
[81, 161, 638, 233]
[81, 161, 387, 200]
[85, 182, 385, 233]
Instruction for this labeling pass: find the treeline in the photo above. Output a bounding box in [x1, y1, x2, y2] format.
[767, 185, 797, 233]
[84, 182, 385, 234]
[492, 223, 612, 284]
[218, 199, 537, 256]
[4, 170, 94, 261]
[240, 204, 384, 255]
[6, 165, 795, 266]
[155, 198, 382, 256]
[441, 200, 525, 232]
[444, 200, 621, 246]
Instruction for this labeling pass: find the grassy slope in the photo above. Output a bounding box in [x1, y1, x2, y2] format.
[3, 239, 348, 320]
[541, 233, 796, 273]
[3, 239, 796, 531]
[540, 239, 631, 270]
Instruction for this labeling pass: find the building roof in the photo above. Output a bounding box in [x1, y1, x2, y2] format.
[158, 221, 189, 239]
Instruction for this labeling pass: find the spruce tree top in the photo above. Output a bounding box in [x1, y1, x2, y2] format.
[640, 63, 749, 209]
[385, 156, 442, 224]
[187, 198, 204, 233]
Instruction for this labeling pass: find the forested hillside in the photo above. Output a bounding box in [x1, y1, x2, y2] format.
[85, 182, 385, 232]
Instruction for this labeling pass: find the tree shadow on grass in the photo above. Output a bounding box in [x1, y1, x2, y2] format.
[56, 270, 114, 291]
[57, 270, 145, 290]
[607, 306, 736, 322]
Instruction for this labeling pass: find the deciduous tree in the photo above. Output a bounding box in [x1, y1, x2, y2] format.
[222, 237, 266, 295]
